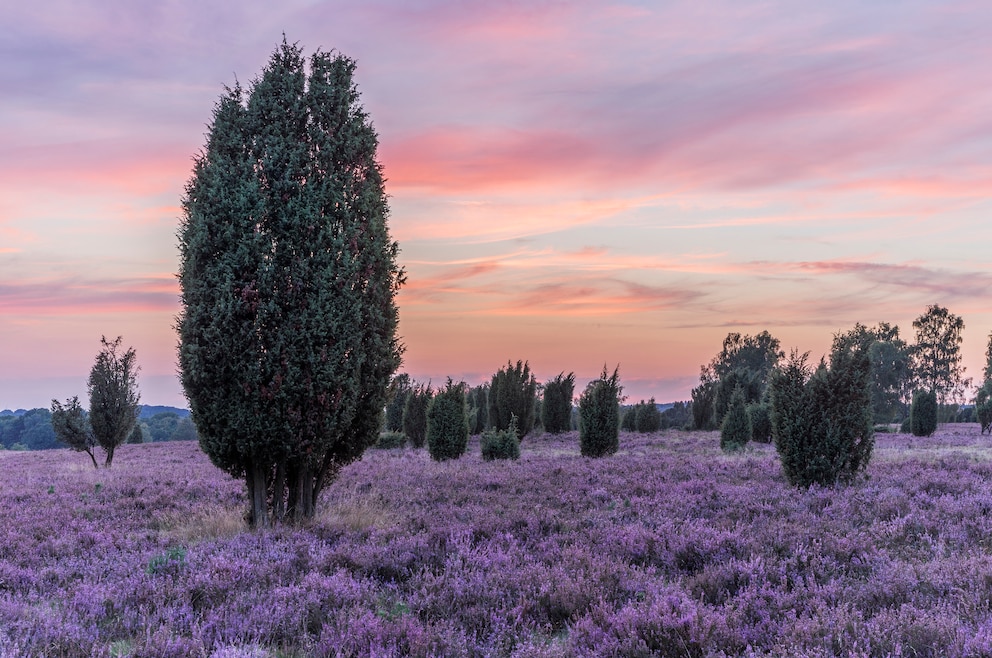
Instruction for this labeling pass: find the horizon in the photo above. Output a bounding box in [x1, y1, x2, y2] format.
[3, 2, 992, 411]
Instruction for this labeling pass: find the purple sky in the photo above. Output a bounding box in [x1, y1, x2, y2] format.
[3, 1, 992, 409]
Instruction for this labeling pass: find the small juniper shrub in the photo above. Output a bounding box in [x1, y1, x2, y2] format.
[488, 360, 537, 441]
[481, 415, 521, 461]
[426, 379, 469, 462]
[541, 372, 575, 434]
[621, 406, 637, 431]
[466, 384, 489, 435]
[720, 387, 751, 451]
[770, 347, 873, 488]
[747, 400, 772, 443]
[579, 365, 623, 458]
[402, 383, 432, 449]
[384, 374, 412, 432]
[375, 431, 406, 450]
[910, 389, 938, 437]
[635, 398, 662, 433]
[691, 380, 718, 430]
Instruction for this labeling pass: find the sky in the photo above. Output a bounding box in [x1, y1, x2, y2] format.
[3, 1, 992, 410]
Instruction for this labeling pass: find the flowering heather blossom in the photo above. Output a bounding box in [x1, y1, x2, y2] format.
[4, 428, 992, 655]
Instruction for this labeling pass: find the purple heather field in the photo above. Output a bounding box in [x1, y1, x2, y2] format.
[4, 429, 992, 657]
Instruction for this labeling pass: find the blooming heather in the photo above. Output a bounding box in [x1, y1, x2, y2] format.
[2, 427, 992, 655]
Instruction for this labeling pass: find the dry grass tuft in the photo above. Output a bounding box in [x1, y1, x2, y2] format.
[317, 491, 395, 532]
[159, 504, 247, 543]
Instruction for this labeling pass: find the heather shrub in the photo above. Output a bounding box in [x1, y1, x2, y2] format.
[635, 398, 662, 433]
[747, 400, 772, 443]
[375, 431, 406, 450]
[579, 366, 622, 458]
[770, 347, 873, 487]
[720, 387, 750, 451]
[402, 384, 432, 449]
[481, 416, 520, 461]
[910, 389, 938, 437]
[427, 380, 468, 462]
[542, 372, 575, 434]
[489, 360, 537, 440]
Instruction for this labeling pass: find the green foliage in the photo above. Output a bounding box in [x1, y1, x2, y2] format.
[696, 331, 783, 430]
[375, 431, 407, 450]
[833, 322, 913, 424]
[910, 389, 938, 437]
[488, 361, 537, 440]
[690, 381, 717, 430]
[770, 347, 874, 488]
[384, 374, 412, 433]
[177, 40, 403, 527]
[541, 372, 575, 435]
[912, 305, 968, 405]
[747, 401, 772, 443]
[720, 387, 751, 451]
[466, 384, 490, 435]
[579, 366, 623, 458]
[427, 380, 469, 462]
[621, 406, 637, 431]
[402, 384, 432, 449]
[661, 401, 692, 431]
[976, 382, 992, 435]
[88, 336, 140, 468]
[635, 398, 662, 433]
[481, 416, 521, 461]
[127, 424, 144, 444]
[146, 546, 187, 576]
[50, 396, 98, 468]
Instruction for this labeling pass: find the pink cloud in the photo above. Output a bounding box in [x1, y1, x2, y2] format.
[0, 275, 178, 315]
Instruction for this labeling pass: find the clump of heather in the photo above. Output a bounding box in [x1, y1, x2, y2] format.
[6, 421, 992, 656]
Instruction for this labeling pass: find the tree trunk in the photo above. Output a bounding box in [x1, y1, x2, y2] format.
[272, 461, 286, 522]
[246, 461, 270, 529]
[104, 445, 115, 468]
[86, 448, 99, 469]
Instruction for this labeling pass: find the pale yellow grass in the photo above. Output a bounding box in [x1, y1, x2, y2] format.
[316, 490, 396, 532]
[158, 504, 247, 543]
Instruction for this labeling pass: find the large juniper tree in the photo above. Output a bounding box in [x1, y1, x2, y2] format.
[178, 40, 403, 527]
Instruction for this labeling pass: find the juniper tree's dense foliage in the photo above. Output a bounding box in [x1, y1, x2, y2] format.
[384, 374, 411, 433]
[488, 361, 537, 440]
[177, 40, 403, 527]
[635, 398, 662, 433]
[402, 384, 432, 449]
[579, 366, 622, 458]
[466, 384, 489, 435]
[87, 336, 140, 468]
[770, 346, 873, 488]
[911, 389, 939, 437]
[541, 372, 575, 435]
[720, 387, 750, 451]
[426, 380, 468, 462]
[481, 416, 521, 461]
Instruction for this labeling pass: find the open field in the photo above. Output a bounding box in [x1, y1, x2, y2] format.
[4, 428, 992, 657]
